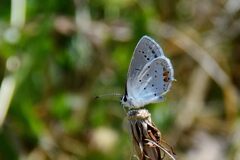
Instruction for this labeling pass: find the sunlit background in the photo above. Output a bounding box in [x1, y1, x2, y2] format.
[0, 0, 240, 160]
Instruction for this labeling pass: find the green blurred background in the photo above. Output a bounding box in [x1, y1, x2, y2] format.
[0, 0, 240, 160]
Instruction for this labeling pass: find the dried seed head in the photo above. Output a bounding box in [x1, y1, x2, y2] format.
[127, 109, 176, 160]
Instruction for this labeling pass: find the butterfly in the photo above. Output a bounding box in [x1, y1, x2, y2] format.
[121, 36, 174, 109]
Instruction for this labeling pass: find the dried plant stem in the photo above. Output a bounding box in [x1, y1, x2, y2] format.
[0, 75, 16, 127]
[127, 109, 175, 160]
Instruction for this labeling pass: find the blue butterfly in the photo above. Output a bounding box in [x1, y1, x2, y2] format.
[121, 36, 174, 108]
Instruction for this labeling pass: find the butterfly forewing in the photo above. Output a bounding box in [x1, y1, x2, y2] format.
[127, 36, 165, 82]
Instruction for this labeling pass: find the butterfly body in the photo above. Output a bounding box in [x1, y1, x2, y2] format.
[121, 36, 174, 109]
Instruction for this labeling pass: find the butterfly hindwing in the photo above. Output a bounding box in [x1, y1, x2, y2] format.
[127, 57, 173, 105]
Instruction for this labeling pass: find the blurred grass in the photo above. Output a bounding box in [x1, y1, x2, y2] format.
[0, 0, 240, 160]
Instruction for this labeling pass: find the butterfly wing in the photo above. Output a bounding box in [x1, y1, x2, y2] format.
[126, 36, 174, 107]
[127, 36, 165, 81]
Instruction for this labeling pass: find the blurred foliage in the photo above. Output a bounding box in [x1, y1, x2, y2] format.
[0, 0, 240, 160]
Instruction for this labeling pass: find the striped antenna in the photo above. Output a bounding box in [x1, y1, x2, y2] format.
[95, 93, 122, 99]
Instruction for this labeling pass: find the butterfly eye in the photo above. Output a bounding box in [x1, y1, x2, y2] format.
[123, 96, 127, 102]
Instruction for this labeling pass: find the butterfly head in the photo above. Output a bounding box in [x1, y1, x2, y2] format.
[121, 93, 137, 108]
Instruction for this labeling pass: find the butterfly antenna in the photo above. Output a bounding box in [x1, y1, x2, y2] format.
[95, 93, 122, 99]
